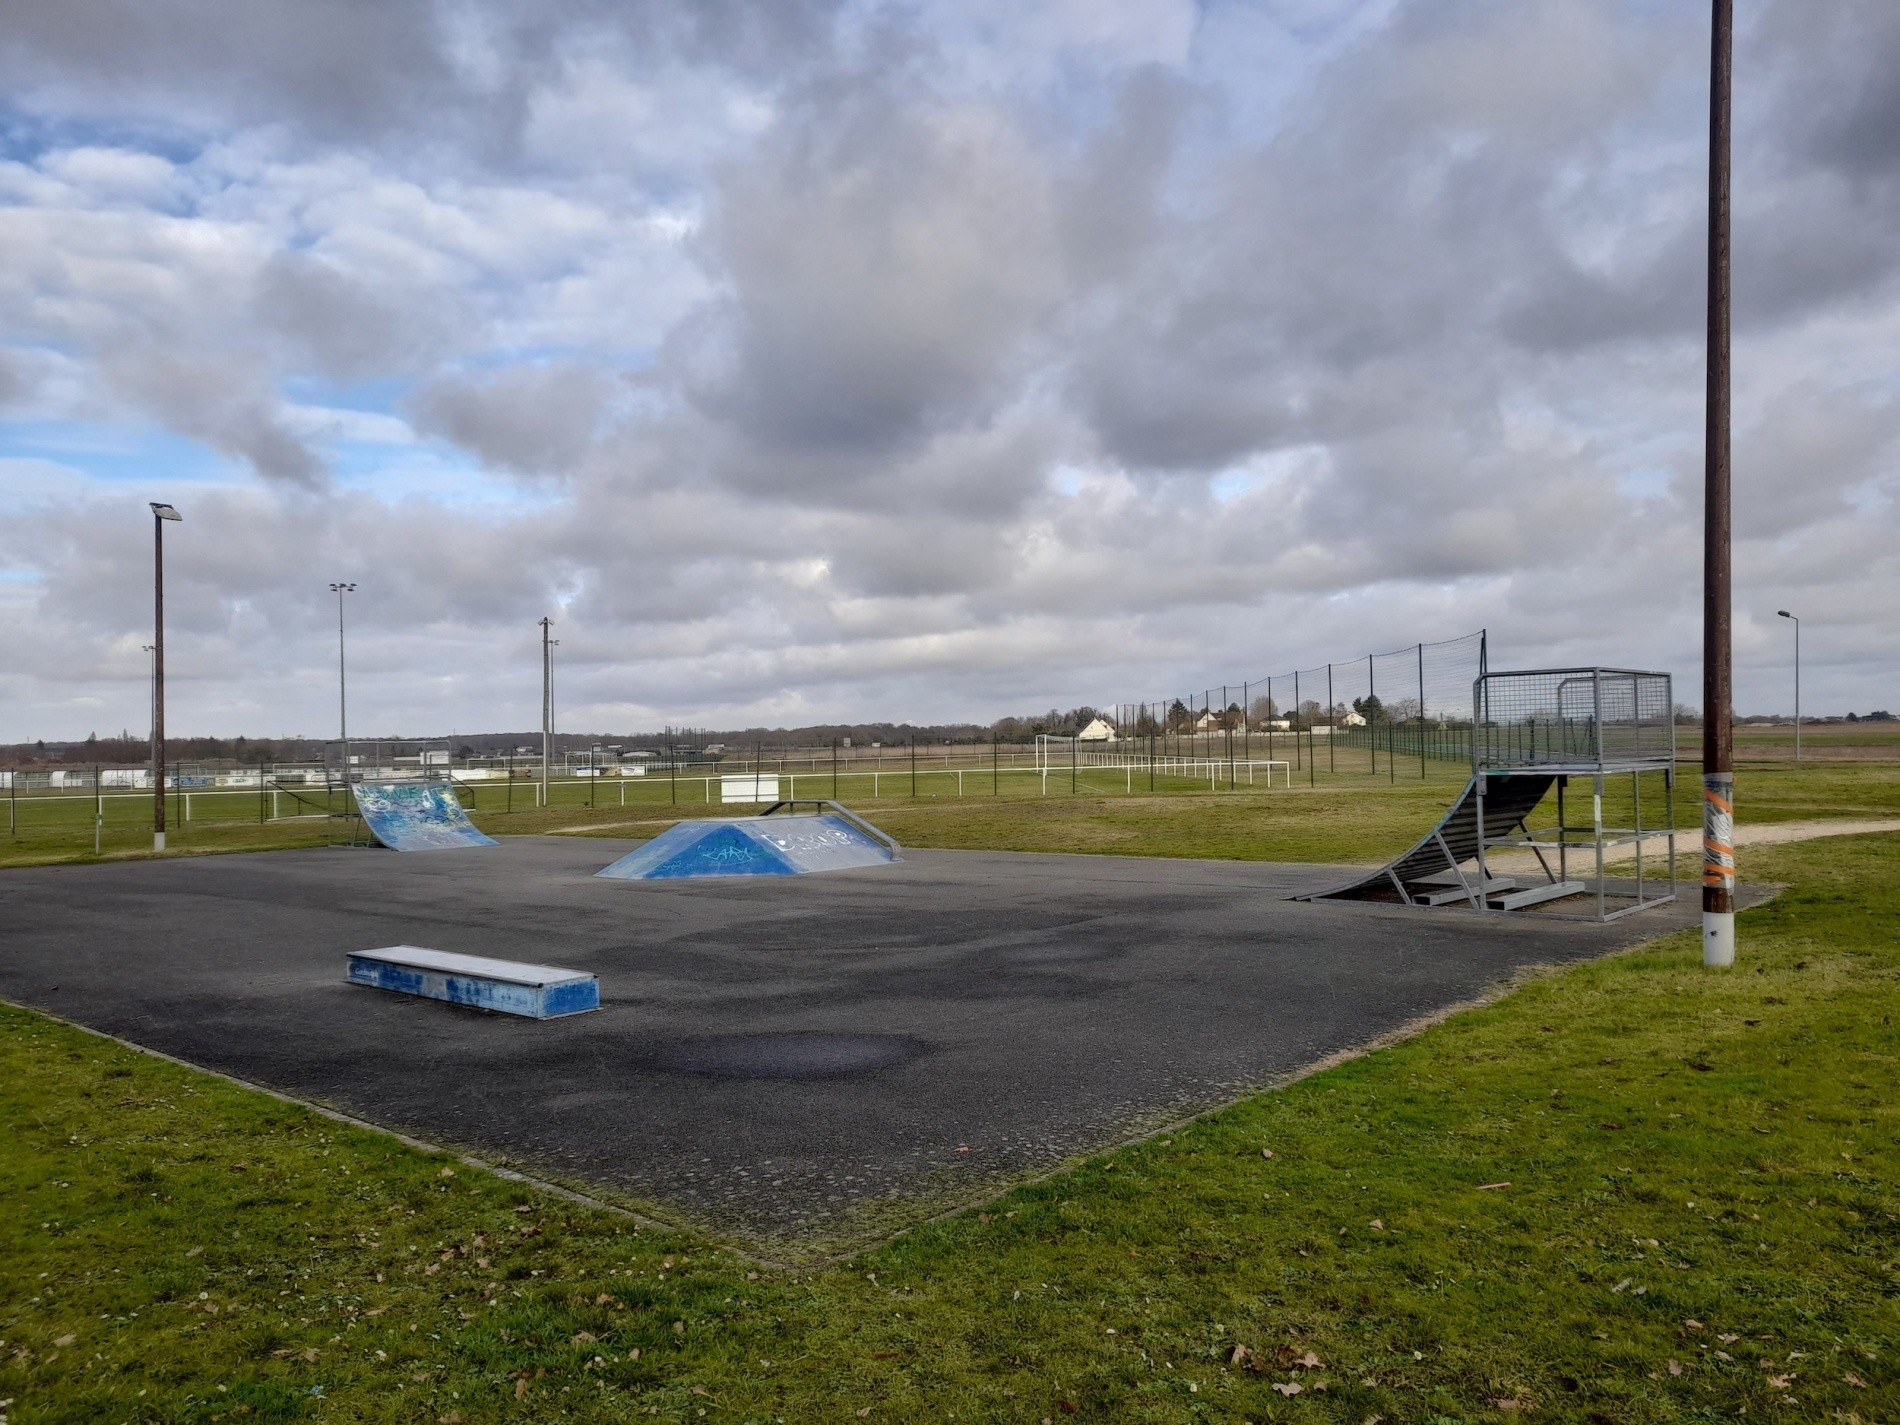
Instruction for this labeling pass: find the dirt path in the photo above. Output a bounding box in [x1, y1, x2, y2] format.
[1482, 817, 1900, 874]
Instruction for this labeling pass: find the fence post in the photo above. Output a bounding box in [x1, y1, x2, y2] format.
[911, 738, 917, 798]
[1368, 654, 1377, 775]
[1418, 643, 1428, 780]
[992, 732, 998, 795]
[833, 739, 840, 800]
[1070, 731, 1076, 794]
[1293, 670, 1302, 771]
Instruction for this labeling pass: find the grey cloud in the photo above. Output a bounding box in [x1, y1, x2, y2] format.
[255, 252, 460, 380]
[408, 363, 618, 477]
[0, 0, 844, 160]
[673, 67, 1061, 463]
[98, 346, 325, 486]
[0, 350, 25, 407]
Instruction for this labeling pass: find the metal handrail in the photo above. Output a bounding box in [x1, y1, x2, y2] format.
[760, 799, 902, 856]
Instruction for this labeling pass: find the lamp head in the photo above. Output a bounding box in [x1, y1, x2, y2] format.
[1777, 609, 1794, 619]
[150, 502, 182, 521]
[330, 582, 357, 593]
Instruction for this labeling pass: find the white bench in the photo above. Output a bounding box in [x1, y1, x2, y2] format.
[346, 945, 599, 1019]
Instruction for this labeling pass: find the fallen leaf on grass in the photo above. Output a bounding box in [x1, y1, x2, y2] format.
[514, 1378, 530, 1400]
[571, 1332, 596, 1344]
[1230, 1344, 1252, 1367]
[1766, 1374, 1792, 1389]
[1684, 1319, 1704, 1330]
[1261, 1149, 1274, 1159]
[1718, 1333, 1740, 1344]
[1611, 1279, 1633, 1294]
[53, 1334, 76, 1348]
[1270, 1381, 1302, 1396]
[1294, 1351, 1324, 1369]
[1493, 1398, 1529, 1413]
[1667, 1359, 1682, 1376]
[1845, 1372, 1867, 1387]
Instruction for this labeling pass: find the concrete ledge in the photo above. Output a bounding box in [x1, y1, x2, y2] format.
[345, 945, 598, 1019]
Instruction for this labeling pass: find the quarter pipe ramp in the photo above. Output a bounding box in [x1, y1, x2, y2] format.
[352, 782, 497, 852]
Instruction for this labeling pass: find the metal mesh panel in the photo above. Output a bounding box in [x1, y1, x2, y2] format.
[1473, 669, 1674, 770]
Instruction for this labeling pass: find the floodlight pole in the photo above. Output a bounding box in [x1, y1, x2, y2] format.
[330, 583, 356, 777]
[539, 617, 555, 808]
[1702, 0, 1736, 968]
[1778, 610, 1800, 760]
[149, 502, 181, 851]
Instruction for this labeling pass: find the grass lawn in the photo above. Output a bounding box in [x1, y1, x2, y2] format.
[7, 750, 1897, 871]
[3, 791, 1897, 1421]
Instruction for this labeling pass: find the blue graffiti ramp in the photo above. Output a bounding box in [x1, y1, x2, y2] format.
[347, 945, 598, 1018]
[596, 808, 899, 880]
[352, 781, 497, 851]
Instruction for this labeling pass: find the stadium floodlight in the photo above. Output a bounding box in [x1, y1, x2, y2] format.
[149, 502, 182, 849]
[1777, 610, 1799, 761]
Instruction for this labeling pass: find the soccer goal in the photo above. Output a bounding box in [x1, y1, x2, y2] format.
[1034, 734, 1076, 773]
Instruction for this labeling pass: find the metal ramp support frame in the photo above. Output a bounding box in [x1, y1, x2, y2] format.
[1475, 764, 1677, 923]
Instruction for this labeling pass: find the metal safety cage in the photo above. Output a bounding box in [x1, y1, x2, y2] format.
[1473, 668, 1674, 773]
[1470, 668, 1677, 922]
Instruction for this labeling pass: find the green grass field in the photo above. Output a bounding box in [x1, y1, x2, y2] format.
[7, 734, 1898, 871]
[2, 765, 1896, 1422]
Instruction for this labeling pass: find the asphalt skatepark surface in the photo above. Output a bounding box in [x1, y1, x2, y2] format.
[0, 837, 1759, 1245]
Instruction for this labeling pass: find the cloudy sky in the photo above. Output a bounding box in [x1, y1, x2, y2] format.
[1, 0, 1894, 742]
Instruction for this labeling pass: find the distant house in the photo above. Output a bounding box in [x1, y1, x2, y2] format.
[1339, 711, 1368, 727]
[1077, 717, 1117, 742]
[1194, 710, 1223, 730]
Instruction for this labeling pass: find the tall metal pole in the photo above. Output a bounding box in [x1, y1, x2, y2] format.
[1778, 611, 1800, 760]
[1702, 0, 1736, 968]
[330, 583, 356, 777]
[539, 617, 554, 808]
[149, 503, 181, 850]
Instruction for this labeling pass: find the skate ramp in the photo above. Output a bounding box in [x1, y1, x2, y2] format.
[352, 781, 497, 852]
[1298, 773, 1555, 906]
[596, 806, 898, 880]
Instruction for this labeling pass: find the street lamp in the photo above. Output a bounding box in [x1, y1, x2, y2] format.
[1777, 610, 1799, 761]
[330, 583, 356, 778]
[149, 502, 181, 850]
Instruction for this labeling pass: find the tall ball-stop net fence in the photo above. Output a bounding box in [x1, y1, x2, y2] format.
[1101, 630, 1489, 784]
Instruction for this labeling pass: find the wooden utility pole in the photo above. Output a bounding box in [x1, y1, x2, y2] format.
[1702, 0, 1735, 967]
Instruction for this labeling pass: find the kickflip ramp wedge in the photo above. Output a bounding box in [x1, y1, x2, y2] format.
[596, 803, 899, 880]
[1297, 773, 1555, 908]
[352, 781, 497, 851]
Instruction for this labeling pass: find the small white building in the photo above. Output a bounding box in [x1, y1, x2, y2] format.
[1339, 711, 1368, 727]
[1077, 717, 1117, 743]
